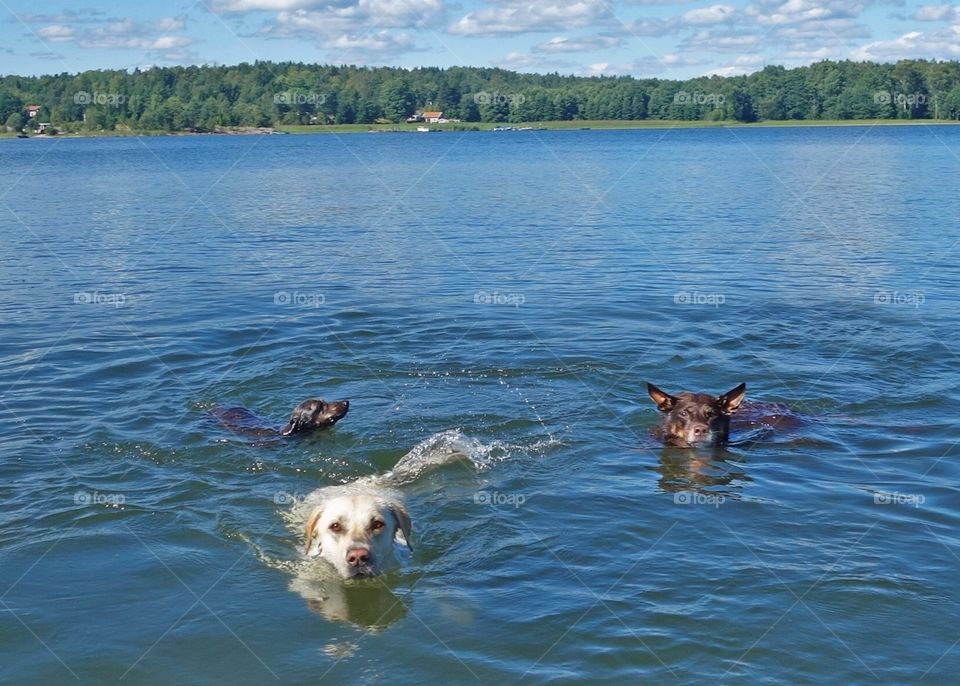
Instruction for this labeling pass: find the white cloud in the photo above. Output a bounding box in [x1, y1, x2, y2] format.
[773, 17, 867, 39]
[660, 51, 709, 65]
[251, 1, 440, 59]
[15, 9, 106, 24]
[210, 0, 345, 11]
[618, 17, 682, 35]
[155, 17, 188, 32]
[852, 25, 960, 60]
[782, 45, 839, 59]
[25, 14, 196, 61]
[743, 0, 869, 27]
[681, 28, 764, 52]
[78, 34, 194, 51]
[449, 0, 609, 36]
[912, 4, 960, 22]
[327, 30, 414, 52]
[681, 4, 737, 25]
[325, 32, 417, 65]
[36, 25, 76, 42]
[703, 54, 766, 76]
[632, 51, 708, 75]
[495, 50, 575, 71]
[257, 0, 443, 41]
[533, 34, 621, 52]
[578, 61, 639, 75]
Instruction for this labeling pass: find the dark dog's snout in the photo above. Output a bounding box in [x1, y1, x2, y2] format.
[691, 424, 710, 439]
[346, 547, 370, 567]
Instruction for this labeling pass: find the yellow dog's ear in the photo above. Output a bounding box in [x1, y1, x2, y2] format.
[304, 507, 323, 556]
[390, 504, 413, 552]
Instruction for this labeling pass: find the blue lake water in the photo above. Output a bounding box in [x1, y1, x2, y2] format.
[1, 125, 959, 684]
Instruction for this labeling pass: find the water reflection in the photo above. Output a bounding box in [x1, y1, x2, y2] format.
[289, 575, 408, 630]
[654, 446, 752, 498]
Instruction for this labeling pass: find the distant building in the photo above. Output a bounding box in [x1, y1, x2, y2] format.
[25, 105, 40, 118]
[36, 122, 52, 133]
[408, 110, 459, 124]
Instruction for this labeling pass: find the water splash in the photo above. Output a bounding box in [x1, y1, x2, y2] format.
[379, 429, 514, 485]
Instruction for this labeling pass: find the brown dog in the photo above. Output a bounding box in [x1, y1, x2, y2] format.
[211, 398, 349, 438]
[647, 382, 746, 448]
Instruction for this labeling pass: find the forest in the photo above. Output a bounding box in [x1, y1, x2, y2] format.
[3, 59, 960, 133]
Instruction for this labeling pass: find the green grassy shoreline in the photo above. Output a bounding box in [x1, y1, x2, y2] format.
[278, 118, 960, 134]
[2, 118, 958, 139]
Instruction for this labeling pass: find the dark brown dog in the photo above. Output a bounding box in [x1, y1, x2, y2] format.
[647, 382, 746, 448]
[211, 398, 349, 438]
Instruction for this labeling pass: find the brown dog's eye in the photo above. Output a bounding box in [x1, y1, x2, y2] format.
[371, 520, 385, 531]
[329, 522, 342, 532]
[678, 410, 688, 418]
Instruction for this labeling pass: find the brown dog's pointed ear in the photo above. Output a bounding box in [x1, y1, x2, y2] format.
[647, 383, 678, 413]
[718, 383, 747, 415]
[304, 507, 323, 555]
[390, 504, 413, 552]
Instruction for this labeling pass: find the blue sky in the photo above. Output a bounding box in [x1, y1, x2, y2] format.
[2, 0, 959, 80]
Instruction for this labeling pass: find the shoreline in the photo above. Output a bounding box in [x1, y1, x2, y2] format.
[3, 118, 959, 140]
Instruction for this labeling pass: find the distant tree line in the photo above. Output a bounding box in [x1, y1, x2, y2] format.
[3, 59, 960, 133]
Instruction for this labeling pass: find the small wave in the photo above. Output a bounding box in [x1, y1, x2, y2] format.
[278, 429, 531, 529]
[380, 429, 512, 485]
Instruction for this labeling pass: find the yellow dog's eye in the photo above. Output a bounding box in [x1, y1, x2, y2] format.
[329, 522, 342, 532]
[371, 520, 385, 530]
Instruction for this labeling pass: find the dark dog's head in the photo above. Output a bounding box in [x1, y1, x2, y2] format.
[647, 382, 746, 448]
[281, 398, 350, 436]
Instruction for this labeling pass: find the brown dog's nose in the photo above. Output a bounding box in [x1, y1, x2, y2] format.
[691, 425, 709, 438]
[346, 547, 370, 567]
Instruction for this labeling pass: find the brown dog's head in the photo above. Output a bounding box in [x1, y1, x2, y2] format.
[647, 382, 746, 448]
[280, 398, 350, 436]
